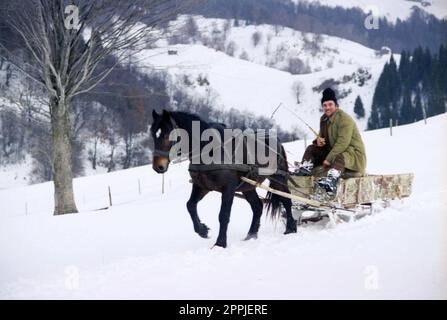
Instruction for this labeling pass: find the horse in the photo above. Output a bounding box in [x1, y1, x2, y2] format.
[150, 109, 296, 248]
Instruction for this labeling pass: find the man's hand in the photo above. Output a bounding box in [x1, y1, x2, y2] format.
[316, 136, 326, 147]
[323, 160, 330, 167]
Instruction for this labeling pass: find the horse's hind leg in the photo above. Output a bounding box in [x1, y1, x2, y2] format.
[270, 176, 297, 234]
[280, 194, 296, 234]
[242, 189, 263, 240]
[187, 184, 210, 238]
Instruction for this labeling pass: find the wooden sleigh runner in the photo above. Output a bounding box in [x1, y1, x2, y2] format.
[241, 166, 414, 226]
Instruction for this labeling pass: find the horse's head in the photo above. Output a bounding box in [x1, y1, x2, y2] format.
[151, 109, 176, 174]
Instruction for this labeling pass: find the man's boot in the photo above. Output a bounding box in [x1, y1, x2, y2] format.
[292, 160, 313, 176]
[317, 168, 341, 194]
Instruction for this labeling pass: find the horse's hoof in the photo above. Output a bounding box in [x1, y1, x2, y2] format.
[243, 233, 258, 241]
[284, 228, 297, 235]
[213, 240, 227, 248]
[195, 223, 210, 238]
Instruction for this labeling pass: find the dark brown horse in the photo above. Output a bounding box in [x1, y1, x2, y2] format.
[150, 110, 296, 248]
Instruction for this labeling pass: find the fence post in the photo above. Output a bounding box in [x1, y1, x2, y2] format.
[304, 135, 307, 149]
[108, 186, 112, 207]
[162, 173, 165, 194]
[138, 179, 141, 195]
[25, 202, 28, 216]
[389, 118, 393, 136]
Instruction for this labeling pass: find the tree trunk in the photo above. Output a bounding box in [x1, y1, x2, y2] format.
[92, 137, 98, 170]
[51, 98, 78, 215]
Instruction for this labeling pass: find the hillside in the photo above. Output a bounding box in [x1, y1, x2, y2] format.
[141, 16, 393, 132]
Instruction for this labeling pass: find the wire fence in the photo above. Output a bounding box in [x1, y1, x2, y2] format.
[0, 172, 178, 219]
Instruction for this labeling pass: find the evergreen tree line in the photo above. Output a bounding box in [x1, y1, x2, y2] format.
[367, 45, 447, 130]
[185, 0, 447, 53]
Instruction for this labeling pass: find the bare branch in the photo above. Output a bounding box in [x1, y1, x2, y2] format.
[3, 0, 198, 103]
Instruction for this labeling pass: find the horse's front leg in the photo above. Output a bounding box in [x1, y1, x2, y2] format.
[187, 184, 210, 238]
[214, 186, 236, 248]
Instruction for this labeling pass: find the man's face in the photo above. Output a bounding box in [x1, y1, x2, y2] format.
[322, 100, 337, 117]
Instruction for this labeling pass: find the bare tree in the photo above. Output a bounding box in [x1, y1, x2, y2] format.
[251, 31, 262, 47]
[184, 15, 199, 42]
[292, 80, 304, 104]
[225, 41, 237, 57]
[1, 0, 189, 215]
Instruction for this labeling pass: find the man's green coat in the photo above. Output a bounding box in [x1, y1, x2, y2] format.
[319, 109, 367, 174]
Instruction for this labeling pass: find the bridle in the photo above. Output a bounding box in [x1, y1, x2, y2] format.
[152, 115, 179, 161]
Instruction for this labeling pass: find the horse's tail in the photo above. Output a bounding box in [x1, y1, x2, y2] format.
[264, 144, 288, 220]
[265, 191, 282, 220]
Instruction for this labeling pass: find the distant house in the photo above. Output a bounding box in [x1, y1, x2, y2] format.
[168, 50, 178, 55]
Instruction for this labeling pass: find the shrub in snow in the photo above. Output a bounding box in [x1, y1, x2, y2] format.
[239, 51, 249, 61]
[226, 41, 237, 57]
[252, 31, 262, 47]
[284, 57, 310, 75]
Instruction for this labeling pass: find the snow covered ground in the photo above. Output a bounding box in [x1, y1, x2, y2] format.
[0, 114, 446, 299]
[0, 157, 32, 190]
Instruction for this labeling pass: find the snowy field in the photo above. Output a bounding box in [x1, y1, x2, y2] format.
[0, 114, 446, 299]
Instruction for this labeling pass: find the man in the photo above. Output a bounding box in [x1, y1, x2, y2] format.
[295, 88, 367, 194]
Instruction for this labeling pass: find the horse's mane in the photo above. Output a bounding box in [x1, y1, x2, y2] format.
[170, 111, 228, 133]
[170, 111, 204, 123]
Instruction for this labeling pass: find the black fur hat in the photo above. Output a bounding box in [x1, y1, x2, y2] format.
[321, 88, 337, 105]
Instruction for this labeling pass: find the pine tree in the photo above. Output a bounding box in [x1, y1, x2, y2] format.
[414, 89, 424, 121]
[368, 61, 390, 129]
[368, 45, 446, 130]
[367, 103, 379, 130]
[427, 86, 444, 117]
[438, 45, 447, 96]
[421, 47, 433, 89]
[388, 54, 402, 122]
[399, 50, 410, 87]
[409, 46, 424, 90]
[368, 63, 387, 130]
[400, 88, 414, 125]
[354, 95, 365, 119]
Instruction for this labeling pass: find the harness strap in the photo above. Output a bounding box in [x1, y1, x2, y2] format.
[153, 149, 171, 157]
[188, 163, 289, 177]
[153, 116, 179, 159]
[188, 163, 253, 172]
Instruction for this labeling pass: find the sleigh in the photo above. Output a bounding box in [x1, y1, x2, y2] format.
[241, 166, 414, 226]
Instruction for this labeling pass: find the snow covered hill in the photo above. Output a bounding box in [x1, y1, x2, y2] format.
[141, 16, 393, 133]
[293, 0, 447, 22]
[1, 114, 446, 299]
